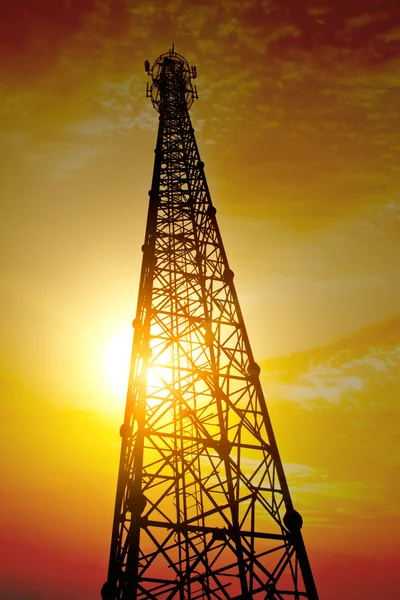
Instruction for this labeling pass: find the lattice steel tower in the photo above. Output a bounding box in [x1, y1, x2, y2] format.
[102, 48, 318, 600]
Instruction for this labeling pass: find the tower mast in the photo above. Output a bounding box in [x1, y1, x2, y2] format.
[102, 48, 318, 600]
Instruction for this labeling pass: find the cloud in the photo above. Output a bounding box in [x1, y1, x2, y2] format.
[263, 340, 400, 406]
[1, 0, 398, 225]
[67, 118, 117, 135]
[262, 317, 400, 373]
[276, 370, 365, 405]
[356, 197, 400, 234]
[260, 317, 400, 470]
[51, 143, 106, 178]
[254, 317, 400, 543]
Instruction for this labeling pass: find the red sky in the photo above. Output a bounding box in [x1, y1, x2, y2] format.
[1, 1, 399, 599]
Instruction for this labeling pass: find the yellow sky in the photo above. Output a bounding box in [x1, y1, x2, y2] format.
[1, 1, 399, 599]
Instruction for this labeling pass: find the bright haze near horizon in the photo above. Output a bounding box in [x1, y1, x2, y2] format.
[1, 1, 399, 599]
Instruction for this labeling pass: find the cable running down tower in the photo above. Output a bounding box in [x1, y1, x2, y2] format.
[102, 48, 319, 600]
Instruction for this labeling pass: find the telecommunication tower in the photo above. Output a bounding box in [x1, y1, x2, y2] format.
[102, 48, 318, 600]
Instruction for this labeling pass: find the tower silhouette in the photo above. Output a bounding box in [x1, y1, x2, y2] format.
[102, 48, 318, 600]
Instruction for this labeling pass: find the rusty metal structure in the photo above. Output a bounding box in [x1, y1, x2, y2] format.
[102, 48, 318, 600]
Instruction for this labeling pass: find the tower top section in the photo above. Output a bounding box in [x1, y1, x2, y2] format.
[145, 46, 198, 113]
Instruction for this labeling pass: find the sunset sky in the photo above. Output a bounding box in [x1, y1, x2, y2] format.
[1, 1, 399, 598]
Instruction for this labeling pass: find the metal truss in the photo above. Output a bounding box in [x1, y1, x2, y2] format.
[102, 48, 318, 600]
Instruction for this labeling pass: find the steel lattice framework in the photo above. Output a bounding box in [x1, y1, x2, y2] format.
[102, 48, 319, 600]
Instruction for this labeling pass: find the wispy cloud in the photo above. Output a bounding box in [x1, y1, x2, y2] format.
[256, 318, 400, 539]
[263, 342, 400, 406]
[1, 0, 398, 220]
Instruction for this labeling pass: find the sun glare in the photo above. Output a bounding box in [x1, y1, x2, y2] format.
[103, 328, 133, 400]
[102, 330, 183, 414]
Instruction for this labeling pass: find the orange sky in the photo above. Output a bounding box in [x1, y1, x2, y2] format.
[1, 1, 399, 599]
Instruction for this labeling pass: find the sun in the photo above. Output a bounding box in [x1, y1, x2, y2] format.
[102, 327, 133, 399]
[102, 327, 177, 413]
